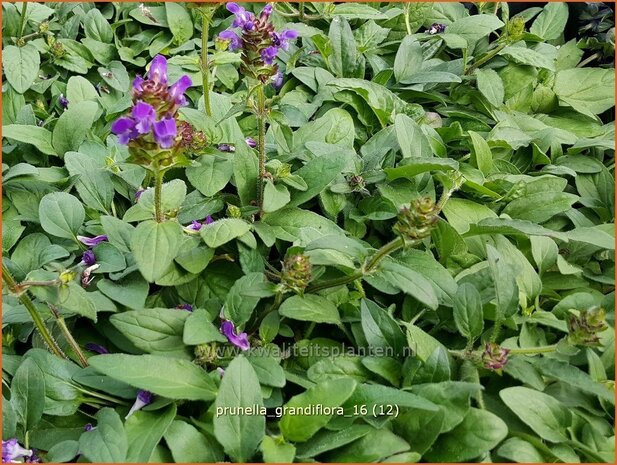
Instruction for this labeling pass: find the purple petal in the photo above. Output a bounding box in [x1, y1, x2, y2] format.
[176, 303, 194, 312]
[261, 46, 278, 65]
[85, 343, 109, 355]
[132, 101, 155, 134]
[84, 423, 95, 432]
[245, 137, 257, 148]
[217, 143, 235, 153]
[169, 75, 192, 105]
[226, 2, 241, 14]
[153, 116, 177, 149]
[220, 320, 250, 351]
[204, 215, 214, 225]
[132, 75, 144, 92]
[111, 117, 138, 145]
[81, 250, 96, 266]
[77, 235, 108, 247]
[281, 29, 299, 41]
[261, 4, 273, 18]
[126, 390, 153, 419]
[219, 30, 242, 51]
[2, 439, 33, 463]
[147, 55, 168, 84]
[271, 71, 284, 90]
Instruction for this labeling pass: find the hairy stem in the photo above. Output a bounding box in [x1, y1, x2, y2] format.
[508, 344, 558, 355]
[154, 168, 165, 222]
[200, 9, 213, 117]
[465, 42, 508, 75]
[2, 264, 66, 359]
[48, 304, 89, 368]
[18, 2, 28, 40]
[256, 83, 267, 214]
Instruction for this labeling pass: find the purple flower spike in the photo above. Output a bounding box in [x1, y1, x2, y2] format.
[219, 30, 242, 51]
[81, 250, 96, 266]
[147, 55, 168, 84]
[261, 46, 278, 65]
[111, 117, 138, 145]
[169, 75, 192, 106]
[220, 320, 250, 351]
[176, 303, 193, 312]
[152, 116, 177, 149]
[132, 101, 155, 134]
[126, 390, 153, 419]
[85, 343, 109, 355]
[245, 137, 257, 148]
[2, 439, 33, 463]
[77, 235, 108, 247]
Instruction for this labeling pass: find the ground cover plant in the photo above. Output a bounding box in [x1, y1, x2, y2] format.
[1, 1, 616, 463]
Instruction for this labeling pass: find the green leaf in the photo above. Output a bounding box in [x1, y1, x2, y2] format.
[329, 17, 363, 78]
[66, 76, 99, 103]
[89, 354, 217, 401]
[46, 441, 80, 463]
[361, 299, 406, 355]
[395, 407, 445, 455]
[38, 192, 85, 240]
[468, 131, 493, 175]
[280, 378, 357, 442]
[503, 192, 578, 223]
[263, 181, 290, 213]
[247, 355, 286, 388]
[498, 437, 545, 463]
[97, 273, 148, 310]
[499, 46, 555, 71]
[138, 179, 187, 213]
[487, 244, 519, 319]
[447, 14, 504, 45]
[530, 2, 569, 40]
[500, 386, 571, 442]
[475, 68, 504, 107]
[224, 273, 274, 327]
[262, 207, 343, 243]
[288, 154, 348, 208]
[394, 36, 424, 84]
[64, 151, 113, 213]
[3, 44, 40, 93]
[200, 218, 251, 248]
[279, 295, 341, 324]
[110, 308, 190, 359]
[165, 2, 193, 44]
[453, 283, 484, 341]
[424, 408, 508, 461]
[52, 101, 98, 156]
[165, 420, 223, 462]
[98, 61, 130, 92]
[125, 404, 177, 462]
[295, 424, 373, 458]
[2, 124, 56, 156]
[84, 8, 113, 43]
[186, 155, 233, 197]
[183, 309, 227, 345]
[260, 436, 296, 463]
[131, 220, 183, 282]
[324, 428, 409, 462]
[331, 3, 387, 20]
[79, 408, 128, 462]
[554, 68, 615, 116]
[370, 260, 439, 310]
[394, 114, 432, 158]
[10, 358, 45, 433]
[214, 356, 265, 462]
[385, 158, 458, 180]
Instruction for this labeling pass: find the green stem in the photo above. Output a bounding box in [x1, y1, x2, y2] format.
[154, 169, 165, 222]
[48, 305, 89, 368]
[569, 439, 608, 463]
[256, 84, 267, 215]
[18, 2, 28, 40]
[465, 42, 507, 75]
[364, 237, 405, 272]
[200, 9, 213, 117]
[404, 3, 412, 35]
[307, 271, 363, 293]
[2, 264, 66, 359]
[508, 344, 557, 355]
[304, 322, 316, 339]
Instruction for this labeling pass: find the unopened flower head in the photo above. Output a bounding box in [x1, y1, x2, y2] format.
[81, 263, 100, 288]
[568, 306, 608, 346]
[126, 390, 153, 419]
[428, 23, 446, 34]
[393, 197, 440, 241]
[85, 343, 109, 355]
[218, 3, 298, 82]
[58, 93, 69, 109]
[281, 254, 312, 294]
[81, 249, 96, 266]
[482, 342, 510, 371]
[177, 120, 208, 152]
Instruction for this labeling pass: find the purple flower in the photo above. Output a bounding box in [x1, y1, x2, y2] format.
[169, 75, 192, 106]
[428, 23, 446, 34]
[227, 2, 254, 30]
[85, 343, 109, 355]
[176, 303, 193, 312]
[84, 423, 95, 432]
[58, 93, 69, 109]
[111, 117, 138, 145]
[81, 250, 96, 266]
[132, 75, 144, 92]
[152, 116, 177, 149]
[272, 29, 298, 51]
[261, 46, 278, 65]
[147, 55, 168, 84]
[245, 137, 257, 148]
[271, 71, 284, 90]
[189, 220, 203, 231]
[220, 320, 250, 351]
[134, 187, 145, 201]
[132, 102, 155, 134]
[77, 235, 108, 247]
[217, 143, 235, 153]
[218, 29, 243, 51]
[482, 342, 510, 371]
[204, 215, 214, 225]
[2, 439, 33, 463]
[261, 4, 273, 19]
[126, 390, 153, 419]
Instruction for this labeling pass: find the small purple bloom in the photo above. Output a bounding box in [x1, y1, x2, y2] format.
[126, 390, 153, 419]
[217, 143, 235, 153]
[261, 46, 278, 65]
[272, 30, 298, 52]
[85, 343, 109, 355]
[58, 93, 69, 109]
[227, 2, 254, 29]
[204, 215, 214, 225]
[134, 187, 145, 201]
[261, 4, 273, 18]
[132, 101, 156, 134]
[169, 75, 192, 106]
[132, 75, 144, 92]
[147, 55, 168, 84]
[271, 71, 284, 90]
[81, 250, 96, 267]
[188, 220, 203, 231]
[218, 29, 242, 51]
[428, 23, 446, 34]
[111, 117, 138, 145]
[83, 423, 95, 432]
[176, 303, 193, 312]
[77, 235, 108, 247]
[220, 320, 250, 351]
[152, 116, 177, 149]
[2, 439, 33, 463]
[245, 137, 257, 148]
[226, 2, 241, 14]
